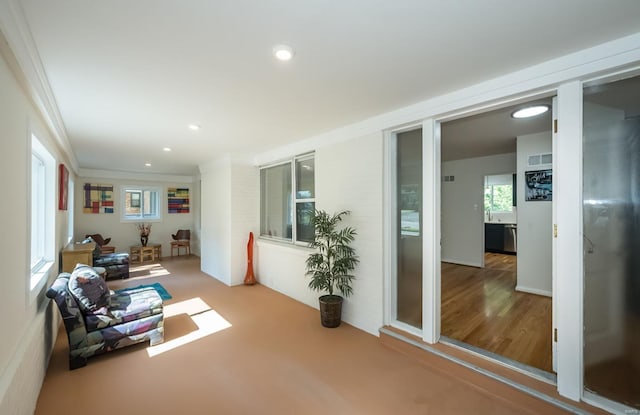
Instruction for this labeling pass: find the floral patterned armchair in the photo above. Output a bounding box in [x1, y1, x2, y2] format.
[47, 271, 164, 369]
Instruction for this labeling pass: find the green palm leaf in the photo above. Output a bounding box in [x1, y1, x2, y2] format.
[305, 209, 359, 298]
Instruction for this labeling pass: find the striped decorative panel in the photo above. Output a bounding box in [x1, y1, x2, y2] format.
[167, 187, 189, 213]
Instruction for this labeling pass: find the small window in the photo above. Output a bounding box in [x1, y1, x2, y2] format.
[31, 152, 46, 269]
[67, 177, 74, 243]
[260, 153, 315, 244]
[121, 186, 161, 221]
[30, 134, 55, 290]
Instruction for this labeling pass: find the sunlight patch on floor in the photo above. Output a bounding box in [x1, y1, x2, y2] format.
[147, 297, 232, 357]
[129, 263, 171, 280]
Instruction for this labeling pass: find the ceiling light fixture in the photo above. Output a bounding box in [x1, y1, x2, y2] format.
[163, 147, 172, 152]
[273, 44, 294, 61]
[511, 105, 550, 119]
[145, 163, 152, 167]
[188, 124, 201, 131]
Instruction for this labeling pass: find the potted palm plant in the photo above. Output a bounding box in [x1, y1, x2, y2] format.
[305, 209, 359, 328]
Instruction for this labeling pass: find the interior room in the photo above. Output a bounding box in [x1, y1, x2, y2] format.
[1, 1, 640, 414]
[440, 99, 554, 374]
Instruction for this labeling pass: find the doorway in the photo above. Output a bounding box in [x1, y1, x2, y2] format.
[439, 98, 555, 374]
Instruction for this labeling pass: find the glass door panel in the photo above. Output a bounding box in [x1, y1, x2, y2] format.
[396, 129, 423, 328]
[583, 75, 640, 410]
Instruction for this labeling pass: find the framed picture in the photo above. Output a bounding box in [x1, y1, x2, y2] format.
[167, 187, 190, 213]
[58, 163, 69, 210]
[83, 183, 114, 213]
[525, 169, 552, 201]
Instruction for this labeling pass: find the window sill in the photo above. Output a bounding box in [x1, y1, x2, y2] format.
[120, 218, 162, 223]
[30, 260, 54, 298]
[256, 237, 314, 254]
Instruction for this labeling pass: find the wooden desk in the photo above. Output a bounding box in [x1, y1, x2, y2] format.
[62, 242, 96, 273]
[130, 244, 162, 264]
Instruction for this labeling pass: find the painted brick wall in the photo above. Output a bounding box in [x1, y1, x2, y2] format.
[256, 132, 384, 335]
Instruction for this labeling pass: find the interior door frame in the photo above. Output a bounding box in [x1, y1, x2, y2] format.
[431, 93, 560, 365]
[555, 81, 583, 400]
[422, 119, 441, 344]
[378, 36, 640, 410]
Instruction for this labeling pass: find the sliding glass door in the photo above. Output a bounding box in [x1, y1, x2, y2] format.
[396, 128, 423, 329]
[583, 75, 640, 410]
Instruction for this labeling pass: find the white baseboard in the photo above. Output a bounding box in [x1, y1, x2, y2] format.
[441, 258, 482, 268]
[515, 285, 552, 297]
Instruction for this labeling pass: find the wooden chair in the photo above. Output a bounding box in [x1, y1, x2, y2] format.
[171, 229, 191, 257]
[85, 233, 116, 254]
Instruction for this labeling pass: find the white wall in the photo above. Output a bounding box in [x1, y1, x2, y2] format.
[0, 42, 70, 415]
[200, 156, 259, 286]
[73, 174, 197, 258]
[200, 157, 232, 284]
[256, 133, 384, 335]
[516, 131, 552, 296]
[229, 162, 260, 286]
[441, 153, 516, 267]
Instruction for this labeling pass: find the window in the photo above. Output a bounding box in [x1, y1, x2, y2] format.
[67, 177, 74, 243]
[30, 134, 55, 290]
[260, 154, 315, 244]
[121, 186, 161, 221]
[484, 184, 513, 212]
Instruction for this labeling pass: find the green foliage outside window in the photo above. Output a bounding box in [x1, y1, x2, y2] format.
[484, 184, 513, 212]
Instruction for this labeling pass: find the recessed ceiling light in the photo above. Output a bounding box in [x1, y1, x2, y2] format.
[145, 163, 151, 167]
[163, 147, 172, 152]
[511, 105, 550, 119]
[273, 44, 294, 61]
[188, 124, 201, 131]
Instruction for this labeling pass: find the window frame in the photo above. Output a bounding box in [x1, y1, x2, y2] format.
[67, 177, 74, 243]
[30, 133, 55, 292]
[120, 185, 163, 222]
[260, 153, 315, 245]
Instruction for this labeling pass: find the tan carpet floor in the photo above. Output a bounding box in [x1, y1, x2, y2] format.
[36, 256, 573, 415]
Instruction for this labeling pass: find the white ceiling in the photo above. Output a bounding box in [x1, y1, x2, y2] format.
[13, 0, 640, 175]
[441, 98, 553, 162]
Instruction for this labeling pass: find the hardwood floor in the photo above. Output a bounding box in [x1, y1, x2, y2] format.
[441, 253, 553, 373]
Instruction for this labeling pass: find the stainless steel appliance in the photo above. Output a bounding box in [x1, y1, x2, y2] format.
[503, 224, 517, 253]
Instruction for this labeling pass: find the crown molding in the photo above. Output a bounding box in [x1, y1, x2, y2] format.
[0, 0, 79, 172]
[78, 168, 194, 184]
